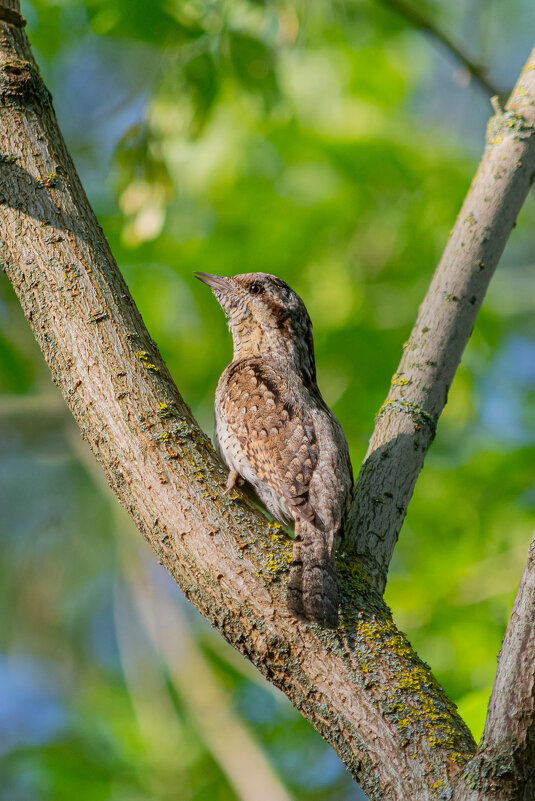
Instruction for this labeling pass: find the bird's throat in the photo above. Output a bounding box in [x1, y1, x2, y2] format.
[231, 321, 316, 385]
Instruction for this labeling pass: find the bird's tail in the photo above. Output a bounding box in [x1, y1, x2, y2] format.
[287, 520, 338, 628]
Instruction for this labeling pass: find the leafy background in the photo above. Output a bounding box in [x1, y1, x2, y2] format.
[1, 1, 534, 799]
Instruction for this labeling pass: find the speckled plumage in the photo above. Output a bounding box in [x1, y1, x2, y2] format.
[196, 272, 353, 627]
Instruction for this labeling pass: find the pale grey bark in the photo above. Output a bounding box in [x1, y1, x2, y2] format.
[348, 53, 535, 594]
[1, 3, 535, 798]
[459, 534, 535, 800]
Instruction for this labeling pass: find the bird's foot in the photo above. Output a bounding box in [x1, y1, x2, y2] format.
[223, 469, 240, 494]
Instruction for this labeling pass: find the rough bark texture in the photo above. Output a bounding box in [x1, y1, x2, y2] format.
[458, 534, 535, 801]
[1, 5, 534, 799]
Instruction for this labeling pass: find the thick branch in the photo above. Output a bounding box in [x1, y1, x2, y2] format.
[348, 47, 535, 591]
[1, 5, 534, 798]
[454, 533, 535, 800]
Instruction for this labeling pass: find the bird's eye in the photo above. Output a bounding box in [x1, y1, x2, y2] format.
[249, 282, 263, 295]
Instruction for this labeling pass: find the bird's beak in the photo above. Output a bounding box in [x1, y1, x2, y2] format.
[195, 272, 231, 293]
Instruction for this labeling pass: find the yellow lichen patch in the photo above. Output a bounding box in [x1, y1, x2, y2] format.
[347, 611, 473, 760]
[375, 398, 436, 433]
[428, 735, 446, 749]
[394, 664, 428, 692]
[135, 350, 159, 372]
[257, 525, 293, 579]
[157, 402, 176, 419]
[35, 172, 57, 188]
[337, 560, 378, 632]
[449, 751, 470, 766]
[339, 559, 372, 591]
[391, 372, 412, 387]
[356, 618, 413, 661]
[264, 552, 281, 573]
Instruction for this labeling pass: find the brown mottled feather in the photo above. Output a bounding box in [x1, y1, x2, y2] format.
[220, 360, 318, 523]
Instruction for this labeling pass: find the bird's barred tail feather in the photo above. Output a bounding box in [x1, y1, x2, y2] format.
[287, 520, 338, 628]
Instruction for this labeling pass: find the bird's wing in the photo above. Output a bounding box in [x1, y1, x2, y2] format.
[220, 360, 318, 522]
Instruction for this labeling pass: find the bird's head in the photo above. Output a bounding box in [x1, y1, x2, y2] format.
[195, 272, 316, 381]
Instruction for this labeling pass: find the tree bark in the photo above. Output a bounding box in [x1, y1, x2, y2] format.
[348, 51, 535, 593]
[1, 4, 534, 798]
[455, 534, 535, 800]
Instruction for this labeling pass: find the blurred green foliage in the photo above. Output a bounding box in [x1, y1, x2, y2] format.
[1, 0, 535, 799]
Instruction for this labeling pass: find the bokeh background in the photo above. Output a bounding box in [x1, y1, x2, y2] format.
[1, 1, 535, 799]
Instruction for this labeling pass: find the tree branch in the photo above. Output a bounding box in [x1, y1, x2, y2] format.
[348, 47, 535, 592]
[376, 0, 504, 98]
[454, 533, 535, 800]
[1, 4, 534, 798]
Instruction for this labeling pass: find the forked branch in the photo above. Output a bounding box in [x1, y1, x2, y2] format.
[460, 534, 535, 800]
[1, 3, 534, 798]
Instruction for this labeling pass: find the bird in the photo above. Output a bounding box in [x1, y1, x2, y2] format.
[195, 271, 353, 628]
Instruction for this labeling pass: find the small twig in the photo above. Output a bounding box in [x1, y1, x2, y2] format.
[490, 94, 503, 116]
[377, 0, 504, 98]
